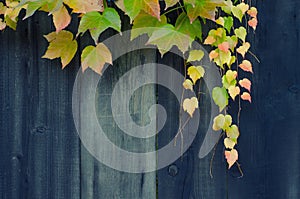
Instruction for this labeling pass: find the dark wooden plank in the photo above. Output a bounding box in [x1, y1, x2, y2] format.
[228, 0, 300, 198]
[0, 12, 81, 199]
[157, 49, 227, 199]
[75, 31, 157, 198]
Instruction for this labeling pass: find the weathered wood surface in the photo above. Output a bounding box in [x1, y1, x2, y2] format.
[1, 0, 300, 198]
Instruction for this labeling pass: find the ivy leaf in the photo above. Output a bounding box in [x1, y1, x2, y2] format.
[234, 27, 247, 42]
[248, 17, 258, 30]
[239, 60, 253, 73]
[225, 149, 238, 169]
[231, 6, 243, 22]
[52, 5, 71, 32]
[183, 97, 199, 117]
[224, 138, 236, 149]
[147, 24, 191, 56]
[175, 12, 202, 40]
[81, 43, 112, 74]
[185, 0, 225, 23]
[187, 50, 204, 62]
[212, 87, 229, 112]
[223, 16, 233, 32]
[164, 0, 179, 9]
[241, 92, 252, 103]
[0, 18, 6, 30]
[78, 8, 121, 44]
[183, 79, 194, 91]
[247, 7, 258, 18]
[42, 30, 78, 68]
[209, 50, 219, 61]
[226, 125, 239, 140]
[225, 70, 237, 83]
[218, 42, 230, 52]
[187, 65, 205, 84]
[236, 2, 249, 14]
[239, 78, 251, 92]
[204, 35, 216, 45]
[213, 114, 225, 131]
[64, 0, 104, 13]
[237, 42, 250, 58]
[131, 11, 167, 40]
[228, 86, 240, 100]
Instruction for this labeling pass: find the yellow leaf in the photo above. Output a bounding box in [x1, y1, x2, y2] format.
[204, 35, 216, 45]
[236, 2, 249, 14]
[64, 0, 104, 13]
[225, 149, 238, 169]
[187, 65, 205, 84]
[52, 5, 71, 32]
[225, 70, 237, 83]
[216, 17, 224, 26]
[213, 114, 225, 131]
[226, 125, 239, 139]
[187, 50, 204, 62]
[224, 138, 236, 149]
[236, 42, 250, 58]
[183, 97, 199, 117]
[228, 86, 240, 100]
[182, 79, 194, 91]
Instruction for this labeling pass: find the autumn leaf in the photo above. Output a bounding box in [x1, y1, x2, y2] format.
[183, 79, 194, 91]
[185, 0, 225, 22]
[187, 65, 205, 84]
[239, 60, 253, 73]
[147, 24, 191, 56]
[81, 43, 112, 74]
[143, 0, 160, 20]
[248, 17, 258, 30]
[42, 30, 78, 68]
[183, 97, 199, 117]
[213, 114, 225, 131]
[0, 18, 6, 30]
[247, 7, 258, 18]
[236, 2, 249, 14]
[226, 125, 239, 139]
[64, 0, 104, 13]
[209, 50, 219, 61]
[237, 42, 250, 58]
[225, 149, 238, 169]
[239, 78, 251, 92]
[234, 27, 247, 43]
[78, 8, 121, 44]
[164, 0, 179, 9]
[224, 138, 236, 149]
[204, 35, 216, 45]
[187, 50, 204, 62]
[212, 87, 229, 112]
[231, 5, 243, 22]
[225, 70, 237, 83]
[241, 92, 252, 103]
[52, 5, 71, 32]
[131, 11, 167, 40]
[228, 86, 240, 100]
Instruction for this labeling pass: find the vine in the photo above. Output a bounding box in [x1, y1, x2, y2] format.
[0, 0, 258, 171]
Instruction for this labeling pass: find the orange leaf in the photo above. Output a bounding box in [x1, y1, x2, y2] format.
[225, 149, 238, 169]
[247, 7, 258, 18]
[241, 92, 252, 103]
[239, 78, 251, 92]
[52, 5, 71, 32]
[209, 50, 219, 61]
[239, 60, 253, 73]
[248, 17, 258, 30]
[218, 42, 230, 53]
[236, 42, 250, 58]
[204, 35, 216, 45]
[143, 0, 161, 20]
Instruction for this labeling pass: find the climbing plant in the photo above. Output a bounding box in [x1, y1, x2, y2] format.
[0, 0, 258, 172]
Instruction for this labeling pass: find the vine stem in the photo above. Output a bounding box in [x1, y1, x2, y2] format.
[249, 50, 261, 63]
[162, 5, 185, 16]
[236, 161, 244, 178]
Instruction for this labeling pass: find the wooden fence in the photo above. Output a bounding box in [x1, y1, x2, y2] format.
[1, 0, 300, 198]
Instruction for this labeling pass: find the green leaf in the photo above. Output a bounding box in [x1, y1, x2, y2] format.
[223, 16, 233, 32]
[212, 87, 229, 112]
[185, 0, 225, 22]
[226, 124, 240, 139]
[187, 50, 204, 62]
[187, 65, 205, 84]
[42, 30, 78, 68]
[231, 6, 243, 22]
[131, 11, 167, 40]
[81, 43, 112, 74]
[147, 24, 191, 56]
[164, 0, 179, 9]
[78, 8, 121, 44]
[175, 12, 202, 40]
[234, 27, 247, 42]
